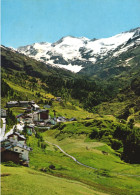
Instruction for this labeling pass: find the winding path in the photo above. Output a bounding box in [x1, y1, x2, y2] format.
[45, 141, 97, 170]
[45, 140, 140, 177]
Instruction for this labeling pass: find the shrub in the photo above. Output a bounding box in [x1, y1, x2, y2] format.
[49, 164, 55, 170]
[2, 161, 20, 167]
[89, 127, 99, 139]
[110, 139, 122, 150]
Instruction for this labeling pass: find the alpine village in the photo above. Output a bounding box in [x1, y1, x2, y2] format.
[1, 27, 140, 195]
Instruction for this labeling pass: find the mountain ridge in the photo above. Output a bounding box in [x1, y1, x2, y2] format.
[17, 27, 140, 73]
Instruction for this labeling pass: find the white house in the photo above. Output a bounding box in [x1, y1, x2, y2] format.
[31, 104, 40, 111]
[5, 132, 32, 164]
[10, 143, 31, 162]
[7, 132, 26, 145]
[1, 109, 7, 117]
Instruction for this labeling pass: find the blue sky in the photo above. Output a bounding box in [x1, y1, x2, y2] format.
[1, 0, 140, 48]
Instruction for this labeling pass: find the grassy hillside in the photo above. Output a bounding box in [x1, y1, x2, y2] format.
[1, 119, 140, 194]
[1, 165, 108, 195]
[79, 45, 140, 84]
[93, 82, 140, 124]
[24, 120, 140, 195]
[1, 45, 76, 79]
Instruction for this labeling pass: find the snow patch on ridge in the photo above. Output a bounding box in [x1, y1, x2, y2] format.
[17, 28, 140, 72]
[55, 64, 83, 73]
[86, 32, 135, 55]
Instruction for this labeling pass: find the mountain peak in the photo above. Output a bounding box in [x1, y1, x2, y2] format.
[17, 27, 140, 73]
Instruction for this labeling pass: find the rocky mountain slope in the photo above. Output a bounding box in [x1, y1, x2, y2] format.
[17, 27, 140, 73]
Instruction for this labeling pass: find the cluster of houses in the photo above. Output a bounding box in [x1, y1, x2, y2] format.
[1, 132, 32, 166]
[6, 100, 40, 111]
[0, 99, 76, 166]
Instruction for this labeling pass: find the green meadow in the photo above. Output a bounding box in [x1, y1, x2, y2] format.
[1, 72, 140, 195]
[22, 123, 140, 195]
[1, 165, 108, 195]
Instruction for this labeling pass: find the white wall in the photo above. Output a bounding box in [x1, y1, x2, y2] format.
[11, 146, 29, 161]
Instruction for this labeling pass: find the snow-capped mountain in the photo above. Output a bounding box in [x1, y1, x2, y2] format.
[17, 28, 140, 73]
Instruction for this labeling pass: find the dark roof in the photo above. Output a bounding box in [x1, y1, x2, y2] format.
[36, 109, 49, 114]
[44, 105, 51, 108]
[19, 101, 29, 103]
[16, 114, 24, 118]
[1, 139, 32, 151]
[69, 117, 77, 121]
[26, 125, 34, 128]
[7, 132, 26, 140]
[7, 101, 18, 104]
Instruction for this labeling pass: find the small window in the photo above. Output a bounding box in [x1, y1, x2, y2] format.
[21, 150, 24, 152]
[15, 149, 18, 151]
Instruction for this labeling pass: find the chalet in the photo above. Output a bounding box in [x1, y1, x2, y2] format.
[10, 142, 31, 163]
[57, 116, 68, 123]
[6, 101, 19, 108]
[48, 119, 57, 125]
[36, 122, 45, 127]
[19, 100, 35, 107]
[6, 100, 35, 108]
[1, 133, 32, 166]
[44, 105, 51, 109]
[1, 109, 7, 117]
[28, 100, 35, 105]
[19, 101, 30, 107]
[16, 114, 24, 122]
[31, 103, 40, 111]
[56, 97, 62, 102]
[24, 106, 32, 113]
[25, 125, 34, 135]
[69, 117, 77, 121]
[33, 110, 49, 122]
[24, 114, 33, 124]
[7, 132, 26, 145]
[1, 148, 21, 164]
[17, 114, 33, 124]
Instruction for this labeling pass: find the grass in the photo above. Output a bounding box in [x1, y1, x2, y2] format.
[2, 78, 140, 195]
[25, 130, 140, 195]
[1, 165, 108, 195]
[49, 101, 97, 120]
[3, 78, 97, 121]
[10, 107, 25, 116]
[94, 100, 129, 117]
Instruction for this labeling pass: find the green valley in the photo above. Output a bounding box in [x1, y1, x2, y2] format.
[1, 45, 140, 195]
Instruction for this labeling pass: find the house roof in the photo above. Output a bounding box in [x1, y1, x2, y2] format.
[16, 114, 24, 118]
[7, 132, 26, 140]
[35, 109, 49, 114]
[26, 125, 34, 128]
[44, 105, 51, 108]
[29, 100, 35, 104]
[19, 101, 29, 103]
[69, 117, 77, 121]
[13, 142, 32, 151]
[24, 114, 32, 118]
[7, 101, 18, 104]
[32, 104, 40, 108]
[1, 139, 32, 151]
